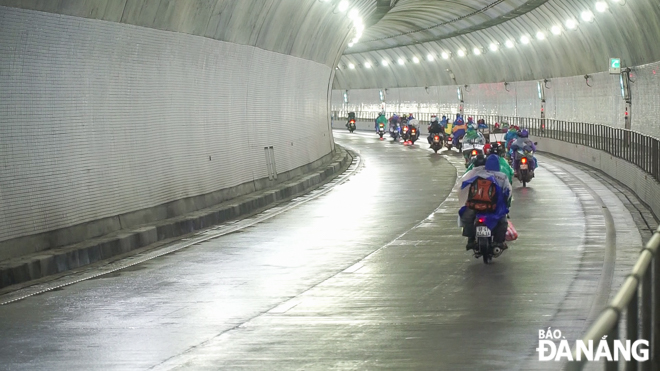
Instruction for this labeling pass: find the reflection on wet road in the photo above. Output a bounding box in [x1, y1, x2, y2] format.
[0, 131, 641, 370]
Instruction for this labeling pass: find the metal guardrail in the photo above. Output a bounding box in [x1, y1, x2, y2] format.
[332, 111, 660, 184]
[563, 227, 660, 371]
[333, 110, 660, 370]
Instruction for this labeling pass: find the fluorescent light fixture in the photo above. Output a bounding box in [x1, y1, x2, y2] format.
[347, 42, 354, 47]
[348, 8, 359, 19]
[581, 10, 594, 22]
[566, 19, 578, 29]
[473, 47, 481, 55]
[364, 62, 371, 68]
[413, 56, 420, 63]
[551, 25, 562, 35]
[505, 40, 515, 48]
[441, 51, 450, 59]
[595, 1, 608, 12]
[536, 31, 546, 40]
[427, 54, 434, 61]
[398, 58, 405, 65]
[348, 63, 355, 69]
[338, 0, 349, 12]
[520, 35, 530, 44]
[381, 60, 388, 66]
[489, 43, 499, 52]
[457, 49, 466, 57]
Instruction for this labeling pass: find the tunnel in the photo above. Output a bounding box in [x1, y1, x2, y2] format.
[1, 1, 660, 370]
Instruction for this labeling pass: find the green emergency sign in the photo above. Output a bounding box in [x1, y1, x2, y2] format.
[609, 58, 621, 74]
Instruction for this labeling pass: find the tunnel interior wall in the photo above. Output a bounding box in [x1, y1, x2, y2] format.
[0, 7, 333, 258]
[534, 137, 660, 220]
[332, 62, 660, 138]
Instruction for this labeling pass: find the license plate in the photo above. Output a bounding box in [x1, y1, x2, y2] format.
[520, 164, 528, 170]
[476, 226, 491, 237]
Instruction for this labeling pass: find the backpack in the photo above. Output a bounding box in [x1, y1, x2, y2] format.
[466, 178, 498, 211]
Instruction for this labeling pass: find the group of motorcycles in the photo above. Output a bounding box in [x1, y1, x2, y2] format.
[345, 113, 539, 265]
[344, 114, 536, 188]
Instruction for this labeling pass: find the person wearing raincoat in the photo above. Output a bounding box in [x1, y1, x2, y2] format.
[463, 123, 487, 146]
[458, 155, 512, 250]
[452, 115, 467, 146]
[375, 111, 388, 133]
[466, 145, 514, 185]
[510, 129, 538, 172]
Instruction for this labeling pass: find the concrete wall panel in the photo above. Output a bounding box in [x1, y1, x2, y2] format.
[0, 6, 332, 246]
[535, 137, 660, 220]
[333, 62, 660, 138]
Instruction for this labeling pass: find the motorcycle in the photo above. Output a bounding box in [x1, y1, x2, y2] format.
[474, 215, 505, 264]
[377, 122, 386, 139]
[347, 119, 356, 133]
[515, 149, 535, 187]
[401, 125, 410, 142]
[462, 143, 484, 168]
[446, 134, 454, 150]
[430, 133, 444, 153]
[390, 125, 400, 141]
[408, 126, 419, 144]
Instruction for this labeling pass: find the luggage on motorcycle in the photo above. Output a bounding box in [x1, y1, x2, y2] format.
[465, 178, 497, 211]
[505, 220, 518, 241]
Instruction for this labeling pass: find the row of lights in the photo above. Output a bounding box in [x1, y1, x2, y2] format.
[319, 0, 365, 47]
[342, 0, 625, 69]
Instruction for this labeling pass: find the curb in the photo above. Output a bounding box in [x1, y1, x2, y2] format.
[0, 146, 354, 290]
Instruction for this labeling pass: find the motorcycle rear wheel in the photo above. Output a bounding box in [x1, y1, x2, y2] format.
[479, 239, 491, 264]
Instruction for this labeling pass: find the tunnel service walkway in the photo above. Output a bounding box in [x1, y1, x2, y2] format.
[0, 131, 651, 371]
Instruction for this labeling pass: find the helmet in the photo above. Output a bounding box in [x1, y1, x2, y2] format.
[431, 116, 438, 123]
[483, 143, 492, 154]
[467, 117, 474, 122]
[472, 154, 487, 167]
[520, 129, 529, 138]
[494, 122, 500, 128]
[442, 115, 447, 120]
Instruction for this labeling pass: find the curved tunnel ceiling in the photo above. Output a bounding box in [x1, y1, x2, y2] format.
[335, 0, 660, 89]
[347, 0, 548, 54]
[0, 0, 375, 68]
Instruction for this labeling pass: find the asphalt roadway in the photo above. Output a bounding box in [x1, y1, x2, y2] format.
[0, 130, 644, 370]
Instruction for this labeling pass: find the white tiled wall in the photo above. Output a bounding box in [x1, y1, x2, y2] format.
[333, 64, 660, 138]
[0, 7, 333, 243]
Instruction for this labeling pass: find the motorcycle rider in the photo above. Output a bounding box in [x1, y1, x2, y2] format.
[459, 154, 512, 251]
[440, 115, 449, 131]
[510, 129, 538, 173]
[462, 122, 487, 147]
[452, 115, 467, 146]
[481, 143, 514, 184]
[492, 122, 504, 133]
[427, 115, 444, 145]
[389, 113, 400, 131]
[375, 111, 388, 133]
[346, 112, 356, 129]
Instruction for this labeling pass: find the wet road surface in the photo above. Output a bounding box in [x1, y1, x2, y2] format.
[0, 131, 642, 370]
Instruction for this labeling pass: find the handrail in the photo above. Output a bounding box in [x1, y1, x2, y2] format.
[565, 227, 660, 371]
[331, 111, 660, 183]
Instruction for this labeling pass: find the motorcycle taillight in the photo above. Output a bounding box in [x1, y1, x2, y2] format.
[521, 158, 528, 164]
